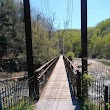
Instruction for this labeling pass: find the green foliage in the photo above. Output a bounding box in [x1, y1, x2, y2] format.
[66, 51, 74, 61]
[79, 74, 99, 110]
[1, 0, 110, 68]
[55, 29, 81, 57]
[5, 100, 35, 110]
[32, 15, 59, 65]
[81, 73, 93, 100]
[106, 103, 110, 110]
[0, 36, 7, 58]
[88, 18, 110, 59]
[0, 0, 58, 69]
[55, 18, 110, 59]
[82, 99, 96, 110]
[81, 99, 104, 110]
[96, 18, 110, 36]
[0, 0, 25, 58]
[83, 73, 93, 86]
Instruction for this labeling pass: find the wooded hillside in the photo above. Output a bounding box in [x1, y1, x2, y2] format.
[1, 0, 110, 72]
[0, 0, 58, 71]
[57, 18, 110, 59]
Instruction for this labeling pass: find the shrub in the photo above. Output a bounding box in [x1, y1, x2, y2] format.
[82, 99, 103, 110]
[83, 73, 93, 87]
[66, 51, 74, 61]
[82, 73, 93, 100]
[79, 73, 95, 110]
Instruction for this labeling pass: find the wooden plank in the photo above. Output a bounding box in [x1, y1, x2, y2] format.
[35, 56, 76, 110]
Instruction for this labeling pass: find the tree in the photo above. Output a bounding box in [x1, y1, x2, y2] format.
[0, 0, 16, 58]
[32, 12, 58, 66]
[0, 0, 25, 58]
[103, 33, 110, 59]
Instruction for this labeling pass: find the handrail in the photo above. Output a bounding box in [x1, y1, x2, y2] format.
[35, 57, 58, 73]
[64, 56, 78, 71]
[37, 57, 59, 79]
[63, 55, 81, 98]
[34, 56, 59, 98]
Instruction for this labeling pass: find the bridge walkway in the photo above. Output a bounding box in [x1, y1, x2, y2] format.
[35, 55, 79, 110]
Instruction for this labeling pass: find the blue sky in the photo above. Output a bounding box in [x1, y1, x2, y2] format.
[30, 0, 110, 29]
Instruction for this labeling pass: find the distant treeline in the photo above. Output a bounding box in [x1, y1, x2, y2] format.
[56, 18, 110, 59]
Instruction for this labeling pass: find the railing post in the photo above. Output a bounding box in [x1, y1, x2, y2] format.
[0, 92, 2, 110]
[34, 73, 39, 101]
[77, 70, 81, 98]
[104, 86, 108, 110]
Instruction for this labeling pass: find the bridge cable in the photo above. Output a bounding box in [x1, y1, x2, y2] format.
[46, 0, 51, 17]
[40, 0, 44, 16]
[66, 0, 74, 29]
[71, 0, 73, 28]
[66, 0, 71, 27]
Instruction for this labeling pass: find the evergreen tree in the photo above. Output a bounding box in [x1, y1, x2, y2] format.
[0, 0, 25, 58]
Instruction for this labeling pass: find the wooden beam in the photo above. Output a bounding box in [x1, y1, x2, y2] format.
[81, 0, 88, 74]
[23, 0, 37, 99]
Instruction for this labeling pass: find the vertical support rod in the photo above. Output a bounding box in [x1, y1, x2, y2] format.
[58, 30, 60, 54]
[104, 86, 108, 110]
[81, 0, 88, 74]
[63, 36, 64, 55]
[23, 0, 34, 99]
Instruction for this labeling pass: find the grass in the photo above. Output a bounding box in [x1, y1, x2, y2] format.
[79, 98, 104, 110]
[3, 99, 35, 110]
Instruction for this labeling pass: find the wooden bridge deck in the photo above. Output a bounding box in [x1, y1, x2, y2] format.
[35, 55, 78, 110]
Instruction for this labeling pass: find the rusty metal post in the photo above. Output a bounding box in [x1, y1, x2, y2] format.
[77, 70, 81, 98]
[81, 0, 88, 74]
[81, 0, 88, 98]
[23, 0, 36, 99]
[104, 86, 108, 110]
[34, 73, 39, 100]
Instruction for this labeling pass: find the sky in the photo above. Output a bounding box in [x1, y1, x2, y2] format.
[30, 0, 110, 29]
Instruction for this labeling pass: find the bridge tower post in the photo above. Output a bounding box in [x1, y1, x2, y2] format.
[81, 0, 88, 99]
[23, 0, 39, 100]
[81, 0, 88, 74]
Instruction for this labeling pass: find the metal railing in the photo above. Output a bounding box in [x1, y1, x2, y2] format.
[35, 56, 59, 95]
[0, 76, 35, 110]
[0, 56, 59, 110]
[89, 79, 110, 110]
[63, 56, 81, 98]
[63, 56, 110, 110]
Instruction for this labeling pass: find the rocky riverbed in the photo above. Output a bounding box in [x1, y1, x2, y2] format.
[74, 58, 110, 103]
[74, 58, 110, 79]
